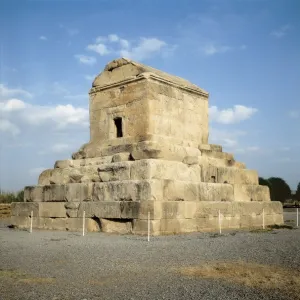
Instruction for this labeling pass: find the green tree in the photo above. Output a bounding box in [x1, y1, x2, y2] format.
[295, 182, 300, 201]
[267, 177, 291, 202]
[16, 190, 24, 202]
[259, 177, 272, 189]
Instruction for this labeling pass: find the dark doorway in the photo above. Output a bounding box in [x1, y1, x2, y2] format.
[114, 117, 123, 138]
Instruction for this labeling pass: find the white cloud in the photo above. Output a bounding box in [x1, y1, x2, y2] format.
[86, 34, 173, 61]
[0, 97, 89, 135]
[51, 143, 70, 153]
[280, 147, 290, 151]
[86, 43, 110, 56]
[209, 128, 247, 148]
[120, 38, 167, 61]
[52, 82, 70, 96]
[74, 54, 97, 65]
[202, 43, 247, 56]
[84, 74, 96, 81]
[178, 14, 247, 57]
[271, 24, 291, 38]
[67, 29, 79, 36]
[275, 157, 295, 163]
[63, 94, 87, 101]
[120, 39, 130, 49]
[0, 84, 33, 99]
[108, 34, 119, 42]
[288, 110, 299, 118]
[96, 36, 107, 43]
[209, 105, 257, 124]
[59, 24, 79, 36]
[0, 99, 26, 112]
[39, 36, 47, 41]
[22, 104, 89, 128]
[0, 119, 20, 136]
[235, 146, 260, 154]
[203, 44, 232, 55]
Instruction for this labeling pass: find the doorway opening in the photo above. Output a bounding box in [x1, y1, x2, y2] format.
[114, 117, 123, 138]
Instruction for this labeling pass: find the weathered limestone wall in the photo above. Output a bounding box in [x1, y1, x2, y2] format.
[147, 80, 209, 145]
[89, 80, 150, 143]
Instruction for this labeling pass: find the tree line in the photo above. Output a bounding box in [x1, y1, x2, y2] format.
[259, 177, 300, 203]
[0, 189, 24, 203]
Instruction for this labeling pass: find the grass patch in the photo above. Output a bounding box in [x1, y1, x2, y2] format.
[19, 277, 55, 284]
[50, 238, 67, 242]
[178, 261, 300, 299]
[0, 269, 55, 284]
[0, 204, 11, 219]
[267, 224, 294, 230]
[0, 269, 24, 279]
[249, 228, 273, 233]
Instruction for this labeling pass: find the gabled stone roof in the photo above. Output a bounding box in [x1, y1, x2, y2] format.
[92, 58, 208, 95]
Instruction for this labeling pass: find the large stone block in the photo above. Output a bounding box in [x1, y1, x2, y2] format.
[202, 150, 233, 161]
[194, 202, 233, 218]
[54, 159, 74, 169]
[233, 184, 270, 202]
[38, 169, 53, 185]
[217, 168, 258, 185]
[92, 180, 163, 202]
[11, 202, 39, 217]
[39, 202, 67, 218]
[100, 219, 132, 234]
[112, 152, 131, 162]
[163, 180, 185, 201]
[43, 185, 66, 202]
[78, 202, 121, 218]
[131, 159, 200, 182]
[232, 202, 263, 216]
[138, 201, 196, 220]
[44, 217, 68, 230]
[24, 186, 44, 202]
[198, 183, 234, 202]
[65, 183, 94, 202]
[132, 219, 161, 235]
[10, 216, 30, 228]
[131, 141, 201, 162]
[263, 201, 283, 214]
[98, 161, 132, 182]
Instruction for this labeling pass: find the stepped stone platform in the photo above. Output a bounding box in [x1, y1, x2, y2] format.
[11, 58, 283, 234]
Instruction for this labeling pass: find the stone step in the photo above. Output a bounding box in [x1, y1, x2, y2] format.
[54, 152, 132, 169]
[39, 159, 202, 185]
[183, 156, 245, 169]
[10, 201, 283, 234]
[201, 149, 234, 160]
[201, 165, 258, 185]
[199, 144, 222, 152]
[24, 178, 269, 204]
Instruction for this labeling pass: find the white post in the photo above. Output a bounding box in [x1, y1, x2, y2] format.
[147, 211, 150, 242]
[262, 208, 265, 229]
[297, 208, 299, 228]
[218, 210, 222, 235]
[29, 210, 33, 233]
[82, 211, 85, 237]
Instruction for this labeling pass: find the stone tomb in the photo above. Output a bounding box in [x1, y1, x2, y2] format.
[11, 58, 283, 234]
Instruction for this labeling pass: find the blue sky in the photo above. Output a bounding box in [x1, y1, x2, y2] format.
[0, 0, 299, 191]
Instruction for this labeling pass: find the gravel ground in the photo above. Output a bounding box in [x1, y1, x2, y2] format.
[0, 210, 299, 300]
